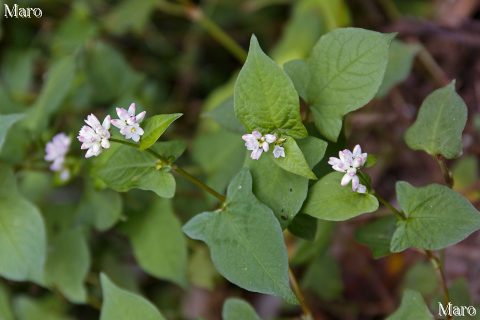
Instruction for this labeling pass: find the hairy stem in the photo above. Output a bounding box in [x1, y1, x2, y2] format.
[289, 267, 313, 319]
[109, 138, 225, 202]
[425, 250, 452, 319]
[373, 191, 407, 220]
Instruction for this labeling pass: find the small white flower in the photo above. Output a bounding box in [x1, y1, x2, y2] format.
[273, 145, 285, 158]
[111, 103, 146, 142]
[329, 144, 368, 193]
[242, 131, 285, 160]
[78, 114, 111, 158]
[242, 130, 269, 160]
[45, 133, 71, 180]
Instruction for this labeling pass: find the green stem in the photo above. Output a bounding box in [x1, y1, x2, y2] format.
[156, 1, 247, 63]
[373, 191, 407, 220]
[111, 140, 312, 317]
[435, 155, 454, 188]
[188, 6, 247, 63]
[171, 164, 226, 202]
[109, 138, 225, 202]
[289, 267, 313, 318]
[425, 250, 452, 320]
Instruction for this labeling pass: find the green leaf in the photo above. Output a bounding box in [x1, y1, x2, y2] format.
[139, 113, 182, 150]
[204, 97, 245, 134]
[0, 113, 25, 152]
[222, 298, 261, 320]
[0, 165, 46, 281]
[85, 42, 142, 103]
[403, 262, 438, 297]
[192, 130, 245, 195]
[391, 181, 480, 252]
[271, 0, 325, 65]
[1, 49, 37, 99]
[302, 253, 343, 301]
[355, 216, 396, 258]
[272, 136, 316, 180]
[284, 59, 309, 101]
[452, 156, 478, 191]
[272, 0, 351, 65]
[0, 283, 14, 320]
[76, 188, 123, 231]
[123, 199, 187, 287]
[302, 28, 393, 141]
[188, 245, 218, 290]
[51, 3, 98, 55]
[234, 35, 307, 138]
[104, 0, 158, 35]
[183, 169, 297, 303]
[377, 40, 419, 97]
[386, 290, 433, 320]
[44, 228, 90, 303]
[405, 82, 467, 159]
[14, 295, 72, 320]
[246, 136, 326, 227]
[25, 55, 76, 133]
[93, 144, 175, 198]
[288, 213, 317, 241]
[304, 172, 379, 221]
[100, 273, 166, 320]
[291, 221, 335, 265]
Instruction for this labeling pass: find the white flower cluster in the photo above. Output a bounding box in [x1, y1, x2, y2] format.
[242, 130, 285, 160]
[328, 145, 368, 193]
[44, 133, 71, 181]
[77, 103, 146, 158]
[111, 103, 146, 142]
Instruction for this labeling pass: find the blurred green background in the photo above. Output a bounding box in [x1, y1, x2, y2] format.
[0, 0, 479, 319]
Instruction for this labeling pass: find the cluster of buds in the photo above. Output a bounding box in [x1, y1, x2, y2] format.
[242, 130, 285, 160]
[328, 145, 368, 193]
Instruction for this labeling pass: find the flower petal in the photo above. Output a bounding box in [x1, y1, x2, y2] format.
[135, 111, 146, 123]
[341, 173, 353, 186]
[128, 103, 136, 116]
[264, 134, 276, 143]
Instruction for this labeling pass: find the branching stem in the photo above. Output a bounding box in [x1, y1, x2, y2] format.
[110, 137, 312, 318]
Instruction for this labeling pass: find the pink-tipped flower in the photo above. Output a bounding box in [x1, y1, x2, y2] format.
[45, 133, 71, 180]
[78, 114, 111, 158]
[111, 103, 146, 142]
[329, 144, 369, 194]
